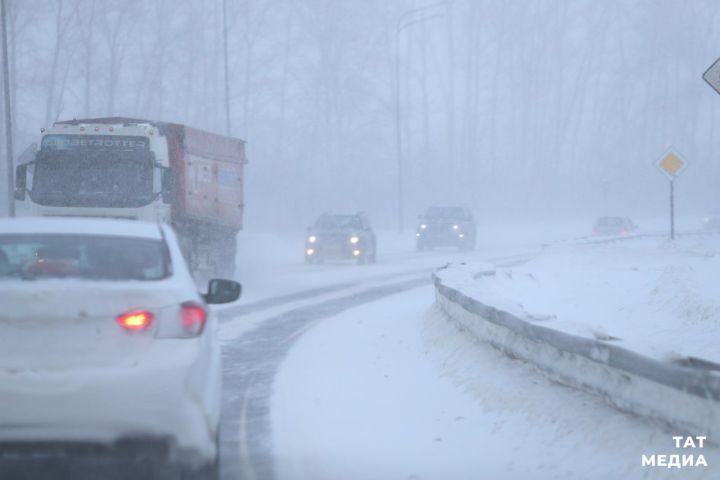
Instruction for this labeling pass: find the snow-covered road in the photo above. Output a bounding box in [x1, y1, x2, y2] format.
[218, 225, 719, 479]
[271, 286, 718, 480]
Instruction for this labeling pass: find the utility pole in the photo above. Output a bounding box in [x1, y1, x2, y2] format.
[1, 0, 14, 217]
[394, 2, 449, 233]
[222, 0, 231, 136]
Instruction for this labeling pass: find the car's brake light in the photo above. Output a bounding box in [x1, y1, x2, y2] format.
[622, 229, 629, 235]
[181, 302, 207, 336]
[117, 310, 153, 331]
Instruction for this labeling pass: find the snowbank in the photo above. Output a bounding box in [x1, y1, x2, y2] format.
[433, 239, 720, 438]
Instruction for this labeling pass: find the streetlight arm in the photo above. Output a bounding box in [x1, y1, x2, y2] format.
[397, 13, 446, 35]
[397, 1, 448, 29]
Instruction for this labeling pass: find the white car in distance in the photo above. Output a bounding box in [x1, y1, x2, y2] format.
[0, 217, 240, 479]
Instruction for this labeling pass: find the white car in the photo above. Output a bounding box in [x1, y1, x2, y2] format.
[0, 217, 240, 479]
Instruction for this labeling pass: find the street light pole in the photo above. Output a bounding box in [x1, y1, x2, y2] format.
[394, 2, 448, 233]
[1, 0, 14, 217]
[394, 26, 403, 233]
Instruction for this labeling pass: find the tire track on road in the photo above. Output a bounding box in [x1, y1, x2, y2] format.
[218, 252, 537, 321]
[220, 276, 429, 480]
[219, 250, 540, 480]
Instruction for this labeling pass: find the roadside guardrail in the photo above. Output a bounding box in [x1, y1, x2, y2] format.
[433, 263, 720, 438]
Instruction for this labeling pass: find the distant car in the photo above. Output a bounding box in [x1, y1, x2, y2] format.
[0, 217, 241, 479]
[416, 206, 476, 251]
[305, 212, 377, 264]
[592, 216, 637, 236]
[702, 210, 720, 232]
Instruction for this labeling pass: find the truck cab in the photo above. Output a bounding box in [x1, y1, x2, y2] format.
[15, 121, 174, 223]
[14, 118, 247, 280]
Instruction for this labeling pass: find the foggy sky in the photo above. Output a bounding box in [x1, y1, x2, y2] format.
[1, 0, 719, 231]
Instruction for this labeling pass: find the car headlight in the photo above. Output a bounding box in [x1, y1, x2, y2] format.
[306, 248, 315, 256]
[308, 235, 317, 243]
[350, 236, 360, 244]
[452, 224, 459, 230]
[420, 224, 427, 229]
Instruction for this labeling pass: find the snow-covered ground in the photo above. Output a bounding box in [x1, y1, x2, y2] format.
[218, 219, 720, 479]
[270, 286, 718, 479]
[231, 218, 679, 303]
[442, 234, 720, 363]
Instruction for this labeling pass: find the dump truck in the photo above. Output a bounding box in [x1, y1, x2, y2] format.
[14, 117, 247, 279]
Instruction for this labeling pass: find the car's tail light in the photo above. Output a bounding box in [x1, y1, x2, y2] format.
[181, 302, 207, 336]
[622, 229, 629, 235]
[117, 310, 154, 331]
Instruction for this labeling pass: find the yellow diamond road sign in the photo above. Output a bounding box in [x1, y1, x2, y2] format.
[655, 151, 688, 180]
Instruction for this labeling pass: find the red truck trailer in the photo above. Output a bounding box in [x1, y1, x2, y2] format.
[14, 117, 248, 278]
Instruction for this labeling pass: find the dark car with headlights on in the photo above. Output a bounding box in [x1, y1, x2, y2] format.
[416, 206, 476, 251]
[305, 212, 377, 264]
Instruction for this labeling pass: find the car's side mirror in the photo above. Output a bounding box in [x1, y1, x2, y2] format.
[14, 164, 28, 201]
[161, 168, 176, 204]
[203, 279, 242, 304]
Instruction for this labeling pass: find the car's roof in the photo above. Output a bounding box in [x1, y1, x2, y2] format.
[0, 217, 163, 240]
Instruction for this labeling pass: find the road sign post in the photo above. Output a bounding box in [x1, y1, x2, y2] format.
[670, 180, 675, 240]
[655, 150, 687, 241]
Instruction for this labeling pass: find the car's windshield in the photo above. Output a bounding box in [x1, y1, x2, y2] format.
[315, 215, 362, 230]
[0, 234, 169, 281]
[424, 207, 466, 220]
[30, 135, 155, 208]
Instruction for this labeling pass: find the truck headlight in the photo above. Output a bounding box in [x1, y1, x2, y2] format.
[350, 236, 360, 244]
[306, 248, 315, 256]
[308, 235, 317, 243]
[420, 224, 427, 229]
[452, 224, 459, 230]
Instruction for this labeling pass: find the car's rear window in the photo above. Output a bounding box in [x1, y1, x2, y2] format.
[597, 217, 623, 226]
[0, 234, 169, 281]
